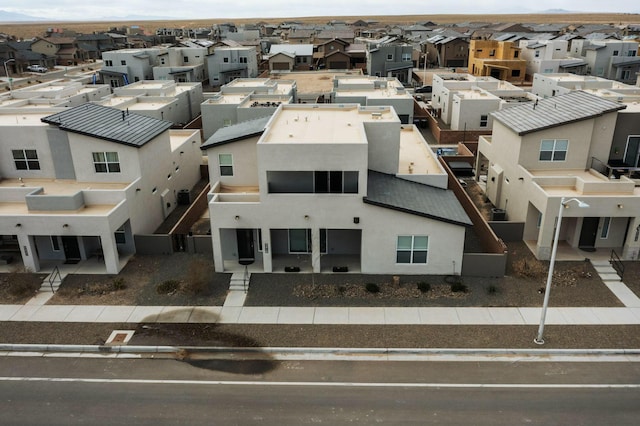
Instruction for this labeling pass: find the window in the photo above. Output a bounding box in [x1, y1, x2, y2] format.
[240, 57, 247, 63]
[223, 57, 229, 63]
[600, 217, 611, 239]
[120, 60, 126, 65]
[396, 235, 428, 264]
[115, 226, 126, 244]
[289, 229, 311, 253]
[535, 51, 540, 58]
[537, 213, 542, 229]
[161, 58, 166, 65]
[313, 171, 358, 194]
[93, 151, 120, 173]
[387, 54, 393, 61]
[480, 114, 488, 127]
[105, 60, 113, 66]
[613, 50, 619, 56]
[539, 139, 568, 161]
[513, 50, 519, 58]
[511, 69, 521, 77]
[218, 153, 233, 176]
[183, 56, 189, 63]
[622, 70, 631, 80]
[628, 50, 637, 57]
[401, 53, 411, 62]
[12, 149, 40, 170]
[51, 236, 60, 251]
[489, 49, 496, 57]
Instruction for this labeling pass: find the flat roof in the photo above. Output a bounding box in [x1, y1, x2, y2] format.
[0, 178, 128, 195]
[0, 113, 49, 125]
[272, 70, 361, 95]
[398, 127, 444, 176]
[261, 104, 395, 144]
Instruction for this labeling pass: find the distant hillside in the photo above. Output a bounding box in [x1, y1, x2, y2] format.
[0, 9, 46, 22]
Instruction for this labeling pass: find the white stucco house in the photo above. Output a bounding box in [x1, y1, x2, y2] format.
[206, 46, 259, 86]
[0, 104, 202, 273]
[476, 91, 640, 261]
[201, 103, 472, 275]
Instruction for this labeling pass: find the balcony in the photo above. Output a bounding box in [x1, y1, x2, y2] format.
[209, 181, 260, 203]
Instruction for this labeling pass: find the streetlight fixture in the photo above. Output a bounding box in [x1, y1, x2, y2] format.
[3, 59, 15, 91]
[534, 196, 589, 345]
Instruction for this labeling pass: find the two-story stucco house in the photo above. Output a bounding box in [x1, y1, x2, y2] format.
[201, 103, 471, 275]
[0, 104, 202, 273]
[100, 48, 166, 88]
[366, 38, 414, 85]
[476, 91, 640, 261]
[206, 46, 259, 86]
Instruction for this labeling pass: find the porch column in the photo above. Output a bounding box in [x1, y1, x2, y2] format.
[311, 227, 321, 273]
[212, 228, 224, 272]
[17, 234, 39, 272]
[536, 207, 558, 260]
[100, 232, 120, 274]
[622, 216, 640, 260]
[262, 227, 272, 273]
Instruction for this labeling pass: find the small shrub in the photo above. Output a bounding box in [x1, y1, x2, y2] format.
[417, 281, 431, 293]
[157, 279, 180, 295]
[365, 282, 380, 293]
[337, 285, 346, 294]
[451, 282, 468, 293]
[111, 277, 126, 291]
[486, 284, 498, 295]
[512, 258, 547, 279]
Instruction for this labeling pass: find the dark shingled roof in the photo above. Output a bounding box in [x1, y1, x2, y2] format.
[201, 116, 271, 150]
[41, 103, 173, 148]
[491, 91, 626, 136]
[364, 170, 472, 226]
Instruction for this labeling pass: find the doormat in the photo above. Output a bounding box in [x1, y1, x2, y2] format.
[64, 259, 80, 264]
[579, 247, 597, 253]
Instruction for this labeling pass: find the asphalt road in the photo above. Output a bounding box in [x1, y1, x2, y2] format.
[0, 356, 639, 424]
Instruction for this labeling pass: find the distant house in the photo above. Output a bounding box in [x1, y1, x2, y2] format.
[206, 46, 259, 86]
[468, 40, 527, 84]
[31, 37, 87, 66]
[366, 37, 414, 85]
[268, 44, 314, 71]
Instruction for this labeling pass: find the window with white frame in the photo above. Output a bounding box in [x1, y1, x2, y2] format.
[600, 217, 611, 239]
[120, 60, 126, 65]
[613, 50, 619, 56]
[386, 53, 393, 61]
[628, 50, 637, 57]
[480, 114, 488, 127]
[539, 139, 568, 162]
[218, 153, 233, 176]
[401, 53, 411, 62]
[396, 235, 428, 264]
[12, 149, 40, 170]
[92, 152, 120, 173]
[622, 70, 631, 80]
[105, 60, 113, 66]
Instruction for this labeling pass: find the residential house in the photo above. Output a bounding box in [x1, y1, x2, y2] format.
[100, 48, 165, 88]
[519, 39, 588, 79]
[0, 104, 202, 273]
[422, 34, 470, 68]
[468, 40, 527, 84]
[331, 76, 414, 124]
[200, 78, 296, 140]
[76, 33, 117, 60]
[476, 91, 640, 261]
[153, 45, 208, 83]
[206, 46, 259, 86]
[0, 80, 111, 110]
[569, 39, 640, 84]
[313, 39, 353, 70]
[201, 103, 471, 274]
[366, 37, 414, 85]
[268, 44, 314, 71]
[531, 73, 640, 100]
[31, 37, 87, 66]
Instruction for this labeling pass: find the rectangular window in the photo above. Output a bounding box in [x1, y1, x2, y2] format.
[489, 49, 496, 57]
[313, 171, 358, 194]
[114, 227, 126, 244]
[387, 54, 393, 61]
[600, 217, 611, 239]
[622, 70, 631, 80]
[183, 56, 189, 63]
[218, 153, 233, 176]
[513, 50, 519, 58]
[628, 50, 637, 57]
[511, 69, 521, 77]
[92, 151, 120, 173]
[12, 149, 40, 170]
[401, 53, 411, 62]
[480, 114, 488, 127]
[161, 58, 165, 64]
[535, 51, 540, 58]
[120, 60, 126, 65]
[289, 229, 310, 253]
[396, 235, 428, 264]
[240, 57, 247, 63]
[539, 139, 568, 162]
[537, 213, 542, 229]
[105, 60, 113, 66]
[257, 229, 263, 252]
[613, 50, 619, 56]
[320, 228, 328, 254]
[51, 236, 60, 251]
[223, 57, 229, 63]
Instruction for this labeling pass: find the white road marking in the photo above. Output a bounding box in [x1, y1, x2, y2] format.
[0, 377, 638, 388]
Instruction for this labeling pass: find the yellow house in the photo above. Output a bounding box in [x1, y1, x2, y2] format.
[468, 40, 526, 84]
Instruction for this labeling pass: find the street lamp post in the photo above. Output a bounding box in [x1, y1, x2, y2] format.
[423, 52, 428, 84]
[3, 59, 15, 91]
[534, 196, 589, 345]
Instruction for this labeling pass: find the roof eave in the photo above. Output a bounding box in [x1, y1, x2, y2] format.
[362, 197, 471, 227]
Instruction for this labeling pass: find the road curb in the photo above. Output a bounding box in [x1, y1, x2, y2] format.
[1, 344, 640, 357]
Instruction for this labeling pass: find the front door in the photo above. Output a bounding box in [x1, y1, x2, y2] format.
[579, 217, 599, 249]
[236, 229, 255, 265]
[61, 236, 81, 259]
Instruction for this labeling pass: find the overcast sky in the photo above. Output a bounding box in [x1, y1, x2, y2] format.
[1, 0, 638, 21]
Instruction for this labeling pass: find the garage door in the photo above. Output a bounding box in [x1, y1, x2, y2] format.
[328, 61, 348, 69]
[273, 62, 290, 70]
